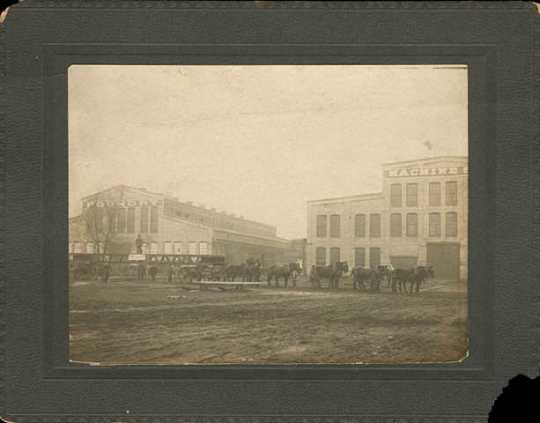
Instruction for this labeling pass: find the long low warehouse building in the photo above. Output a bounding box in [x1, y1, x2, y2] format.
[69, 185, 295, 266]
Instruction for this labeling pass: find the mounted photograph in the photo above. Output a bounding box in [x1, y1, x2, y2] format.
[68, 64, 469, 365]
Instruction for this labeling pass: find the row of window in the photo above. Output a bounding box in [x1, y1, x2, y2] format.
[162, 241, 209, 255]
[315, 246, 382, 268]
[89, 206, 159, 234]
[317, 214, 381, 238]
[70, 241, 106, 254]
[169, 207, 275, 238]
[69, 241, 209, 255]
[139, 206, 159, 234]
[316, 212, 458, 238]
[390, 181, 458, 208]
[390, 212, 458, 238]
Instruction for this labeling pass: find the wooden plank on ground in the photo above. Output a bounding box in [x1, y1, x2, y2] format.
[196, 281, 264, 286]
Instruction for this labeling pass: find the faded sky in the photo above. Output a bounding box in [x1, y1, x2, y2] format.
[69, 65, 467, 239]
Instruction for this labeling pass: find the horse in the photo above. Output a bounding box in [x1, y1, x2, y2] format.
[174, 265, 198, 284]
[266, 264, 292, 288]
[352, 266, 384, 292]
[391, 268, 413, 293]
[314, 261, 349, 289]
[409, 265, 434, 294]
[208, 264, 226, 281]
[244, 258, 262, 282]
[352, 266, 372, 291]
[377, 264, 394, 289]
[223, 264, 244, 281]
[392, 266, 434, 294]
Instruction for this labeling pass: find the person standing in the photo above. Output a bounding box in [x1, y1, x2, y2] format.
[135, 234, 143, 254]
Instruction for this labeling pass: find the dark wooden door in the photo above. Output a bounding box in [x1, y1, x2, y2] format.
[426, 243, 460, 280]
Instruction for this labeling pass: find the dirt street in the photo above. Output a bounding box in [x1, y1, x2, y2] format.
[69, 279, 468, 365]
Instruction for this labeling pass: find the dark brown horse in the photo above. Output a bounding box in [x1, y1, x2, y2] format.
[266, 264, 292, 288]
[313, 262, 349, 289]
[392, 266, 434, 294]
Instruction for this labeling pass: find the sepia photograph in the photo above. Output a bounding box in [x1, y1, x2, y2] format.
[68, 64, 469, 365]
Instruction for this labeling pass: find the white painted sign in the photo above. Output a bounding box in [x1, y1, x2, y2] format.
[83, 199, 162, 208]
[128, 254, 146, 261]
[385, 166, 468, 178]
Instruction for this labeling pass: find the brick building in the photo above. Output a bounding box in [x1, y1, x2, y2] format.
[306, 156, 468, 280]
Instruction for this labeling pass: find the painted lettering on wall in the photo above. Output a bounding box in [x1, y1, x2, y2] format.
[385, 166, 468, 178]
[83, 199, 162, 208]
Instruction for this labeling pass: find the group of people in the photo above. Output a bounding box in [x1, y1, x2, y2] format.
[135, 262, 159, 282]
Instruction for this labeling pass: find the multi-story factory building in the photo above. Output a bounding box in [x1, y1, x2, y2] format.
[306, 156, 468, 281]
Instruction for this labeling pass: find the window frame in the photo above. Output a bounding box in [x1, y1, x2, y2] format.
[354, 213, 366, 238]
[329, 214, 341, 238]
[390, 183, 402, 207]
[429, 212, 442, 237]
[316, 214, 327, 238]
[406, 183, 418, 207]
[369, 213, 381, 238]
[406, 213, 418, 237]
[445, 211, 458, 237]
[428, 182, 442, 207]
[315, 246, 326, 266]
[390, 213, 402, 237]
[446, 180, 458, 206]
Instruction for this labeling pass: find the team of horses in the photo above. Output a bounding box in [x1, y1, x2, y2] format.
[308, 262, 434, 294]
[166, 260, 303, 288]
[351, 265, 434, 294]
[73, 256, 434, 295]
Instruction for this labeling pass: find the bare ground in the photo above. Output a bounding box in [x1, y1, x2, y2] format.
[69, 278, 468, 365]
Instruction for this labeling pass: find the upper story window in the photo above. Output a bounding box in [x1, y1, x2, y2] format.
[316, 215, 327, 238]
[127, 207, 135, 233]
[446, 181, 458, 206]
[369, 213, 381, 238]
[390, 213, 402, 237]
[390, 183, 402, 207]
[315, 247, 326, 266]
[354, 247, 366, 267]
[406, 213, 418, 237]
[94, 207, 104, 233]
[199, 242, 209, 255]
[429, 212, 441, 237]
[173, 241, 184, 254]
[354, 214, 366, 238]
[446, 212, 458, 237]
[406, 183, 418, 207]
[329, 214, 341, 238]
[429, 182, 441, 207]
[163, 241, 173, 255]
[150, 206, 159, 233]
[329, 247, 341, 266]
[116, 208, 126, 233]
[140, 206, 149, 233]
[188, 241, 199, 255]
